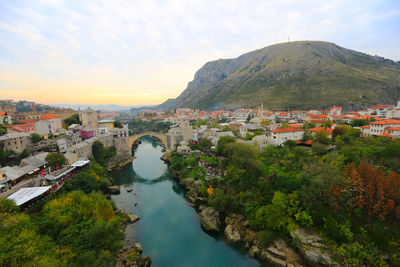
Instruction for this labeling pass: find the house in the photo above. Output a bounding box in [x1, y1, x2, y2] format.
[369, 119, 400, 136]
[6, 123, 35, 133]
[252, 134, 269, 149]
[368, 104, 395, 118]
[80, 127, 95, 140]
[308, 127, 333, 138]
[0, 132, 29, 154]
[20, 152, 49, 169]
[329, 107, 342, 116]
[97, 119, 115, 131]
[270, 127, 304, 146]
[305, 113, 329, 125]
[0, 112, 13, 124]
[34, 114, 62, 137]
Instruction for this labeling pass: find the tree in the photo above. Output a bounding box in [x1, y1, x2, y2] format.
[0, 124, 6, 136]
[311, 143, 328, 155]
[198, 138, 213, 152]
[303, 122, 316, 130]
[217, 136, 236, 156]
[92, 141, 106, 165]
[63, 113, 80, 127]
[45, 153, 66, 168]
[314, 130, 330, 144]
[114, 120, 123, 128]
[30, 133, 43, 144]
[260, 120, 271, 126]
[322, 120, 333, 127]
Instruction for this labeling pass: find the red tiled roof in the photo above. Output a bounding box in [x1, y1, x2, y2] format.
[360, 125, 370, 129]
[389, 127, 400, 131]
[308, 127, 333, 134]
[370, 104, 394, 109]
[272, 127, 303, 133]
[40, 114, 60, 119]
[371, 119, 400, 125]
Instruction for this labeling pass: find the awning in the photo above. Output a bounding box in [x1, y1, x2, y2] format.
[71, 160, 90, 167]
[7, 186, 51, 206]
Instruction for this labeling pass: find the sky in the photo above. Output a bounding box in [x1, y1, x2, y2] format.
[0, 0, 399, 106]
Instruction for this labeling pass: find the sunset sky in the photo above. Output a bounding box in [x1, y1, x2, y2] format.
[0, 0, 399, 106]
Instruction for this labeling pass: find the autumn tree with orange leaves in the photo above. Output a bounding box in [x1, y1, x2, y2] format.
[344, 160, 400, 221]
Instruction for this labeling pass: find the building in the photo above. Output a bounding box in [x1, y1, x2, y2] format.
[34, 114, 62, 137]
[0, 112, 13, 124]
[270, 127, 304, 146]
[79, 108, 98, 128]
[308, 127, 333, 139]
[0, 132, 29, 154]
[369, 119, 400, 136]
[20, 152, 49, 169]
[0, 104, 16, 114]
[80, 127, 95, 140]
[97, 119, 115, 131]
[368, 105, 395, 118]
[252, 134, 269, 149]
[6, 123, 35, 133]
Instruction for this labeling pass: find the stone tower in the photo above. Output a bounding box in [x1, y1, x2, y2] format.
[79, 107, 98, 128]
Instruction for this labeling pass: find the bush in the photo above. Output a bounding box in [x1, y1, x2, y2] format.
[258, 230, 277, 246]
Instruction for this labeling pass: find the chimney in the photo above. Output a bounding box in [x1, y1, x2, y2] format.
[32, 104, 36, 112]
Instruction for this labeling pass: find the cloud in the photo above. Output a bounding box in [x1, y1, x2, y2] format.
[0, 0, 399, 105]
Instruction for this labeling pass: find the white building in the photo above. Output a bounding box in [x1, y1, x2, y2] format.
[270, 127, 304, 146]
[369, 119, 400, 136]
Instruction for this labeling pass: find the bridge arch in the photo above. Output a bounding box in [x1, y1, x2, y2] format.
[128, 132, 169, 152]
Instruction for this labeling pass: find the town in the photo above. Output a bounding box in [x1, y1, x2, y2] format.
[1, 98, 400, 207]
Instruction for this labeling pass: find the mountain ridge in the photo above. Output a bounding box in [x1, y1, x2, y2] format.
[159, 41, 400, 110]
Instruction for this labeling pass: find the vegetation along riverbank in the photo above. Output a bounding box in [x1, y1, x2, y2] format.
[166, 130, 400, 267]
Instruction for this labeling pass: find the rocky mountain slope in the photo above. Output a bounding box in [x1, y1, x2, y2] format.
[160, 41, 400, 110]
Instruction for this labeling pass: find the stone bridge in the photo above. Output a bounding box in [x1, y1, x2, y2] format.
[128, 132, 169, 152]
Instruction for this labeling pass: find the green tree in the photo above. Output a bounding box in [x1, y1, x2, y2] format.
[63, 113, 80, 127]
[30, 133, 43, 144]
[92, 141, 106, 166]
[45, 152, 66, 168]
[0, 124, 6, 136]
[114, 120, 123, 128]
[217, 135, 236, 156]
[198, 138, 213, 152]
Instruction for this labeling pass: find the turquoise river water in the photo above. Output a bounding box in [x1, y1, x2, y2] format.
[111, 136, 264, 267]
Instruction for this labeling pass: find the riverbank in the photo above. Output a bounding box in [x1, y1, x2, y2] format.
[164, 157, 304, 267]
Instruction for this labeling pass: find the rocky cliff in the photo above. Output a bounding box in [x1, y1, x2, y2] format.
[160, 41, 400, 110]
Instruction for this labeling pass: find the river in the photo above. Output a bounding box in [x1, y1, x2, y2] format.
[111, 136, 263, 267]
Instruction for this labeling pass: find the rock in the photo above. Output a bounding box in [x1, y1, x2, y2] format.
[134, 243, 143, 253]
[181, 178, 195, 189]
[249, 245, 260, 258]
[139, 255, 151, 267]
[224, 224, 241, 243]
[260, 250, 287, 266]
[108, 185, 120, 195]
[291, 228, 337, 266]
[199, 205, 206, 211]
[127, 188, 133, 192]
[186, 188, 198, 204]
[225, 213, 245, 225]
[199, 207, 221, 232]
[127, 213, 140, 223]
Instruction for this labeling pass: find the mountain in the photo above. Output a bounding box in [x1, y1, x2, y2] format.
[159, 41, 400, 110]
